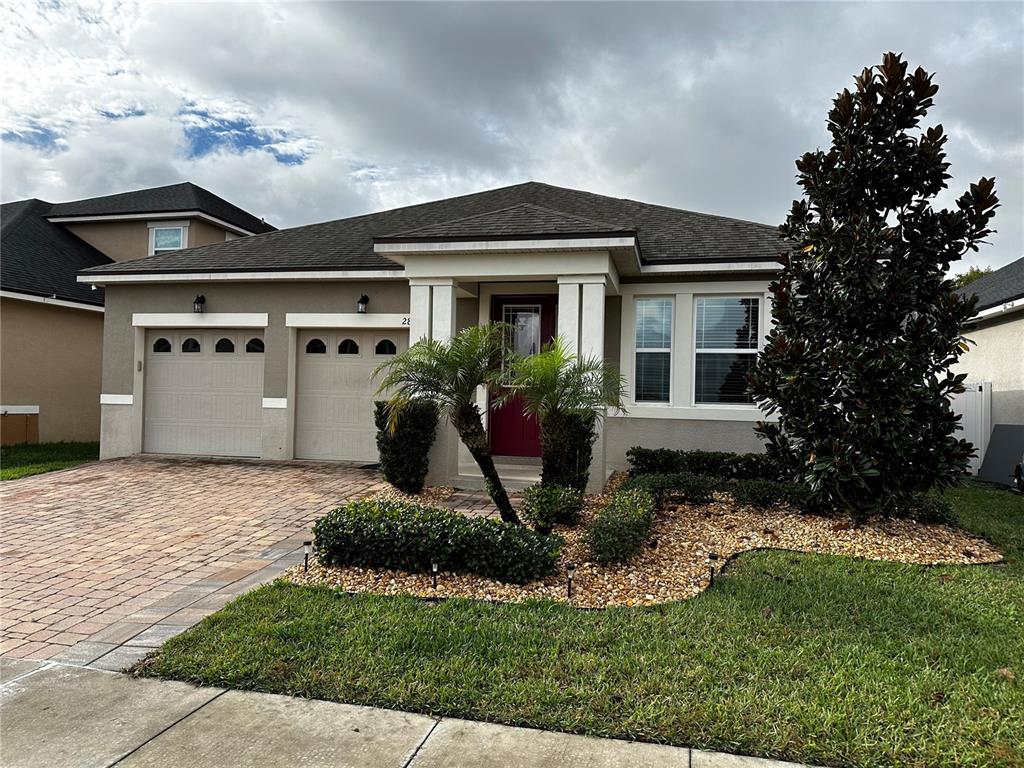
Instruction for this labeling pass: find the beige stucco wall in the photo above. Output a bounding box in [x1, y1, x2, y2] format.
[954, 312, 1024, 425]
[604, 416, 764, 471]
[64, 218, 235, 262]
[101, 281, 411, 398]
[0, 297, 104, 442]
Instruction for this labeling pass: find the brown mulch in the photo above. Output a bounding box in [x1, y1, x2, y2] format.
[285, 478, 1003, 609]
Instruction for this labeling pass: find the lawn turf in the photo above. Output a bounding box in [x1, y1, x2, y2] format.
[0, 441, 99, 481]
[141, 482, 1024, 767]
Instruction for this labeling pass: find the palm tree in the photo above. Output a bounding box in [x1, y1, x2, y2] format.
[502, 337, 626, 490]
[374, 323, 520, 524]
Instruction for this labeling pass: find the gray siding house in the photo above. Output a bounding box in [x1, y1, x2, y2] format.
[79, 182, 782, 490]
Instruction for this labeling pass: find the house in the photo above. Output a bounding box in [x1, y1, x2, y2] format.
[0, 183, 274, 445]
[78, 181, 782, 490]
[954, 255, 1024, 481]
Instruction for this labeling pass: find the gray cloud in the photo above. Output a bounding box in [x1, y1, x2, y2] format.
[2, 1, 1021, 270]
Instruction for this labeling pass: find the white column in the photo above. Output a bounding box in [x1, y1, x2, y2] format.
[431, 279, 457, 342]
[557, 279, 581, 354]
[408, 283, 432, 343]
[580, 281, 605, 361]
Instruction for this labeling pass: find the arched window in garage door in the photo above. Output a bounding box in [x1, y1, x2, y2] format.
[305, 338, 327, 354]
[152, 337, 172, 353]
[182, 337, 201, 353]
[338, 338, 360, 355]
[215, 337, 235, 353]
[246, 338, 264, 353]
[374, 338, 397, 356]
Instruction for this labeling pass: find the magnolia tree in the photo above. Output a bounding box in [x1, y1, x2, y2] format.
[749, 52, 999, 516]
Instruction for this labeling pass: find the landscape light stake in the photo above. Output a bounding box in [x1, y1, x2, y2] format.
[432, 560, 439, 589]
[708, 551, 719, 587]
[566, 562, 576, 599]
[303, 541, 312, 573]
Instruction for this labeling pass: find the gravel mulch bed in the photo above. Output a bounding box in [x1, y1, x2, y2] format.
[286, 481, 1003, 609]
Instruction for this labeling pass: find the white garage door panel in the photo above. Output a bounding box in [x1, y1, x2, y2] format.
[294, 330, 407, 461]
[144, 331, 264, 457]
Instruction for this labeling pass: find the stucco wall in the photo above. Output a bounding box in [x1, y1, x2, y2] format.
[64, 218, 235, 262]
[101, 281, 411, 397]
[0, 297, 104, 442]
[604, 415, 764, 471]
[954, 313, 1024, 425]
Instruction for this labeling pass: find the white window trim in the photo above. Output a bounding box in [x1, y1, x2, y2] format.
[148, 223, 188, 256]
[632, 295, 674, 405]
[691, 295, 763, 409]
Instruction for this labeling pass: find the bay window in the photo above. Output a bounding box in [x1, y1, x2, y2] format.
[634, 297, 672, 403]
[694, 296, 760, 405]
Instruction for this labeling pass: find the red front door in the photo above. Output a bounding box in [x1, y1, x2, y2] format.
[489, 295, 557, 457]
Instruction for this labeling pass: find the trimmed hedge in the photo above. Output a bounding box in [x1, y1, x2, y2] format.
[585, 489, 656, 564]
[520, 484, 583, 534]
[729, 479, 810, 509]
[626, 447, 777, 480]
[540, 411, 596, 492]
[620, 473, 715, 505]
[374, 400, 439, 494]
[313, 499, 561, 584]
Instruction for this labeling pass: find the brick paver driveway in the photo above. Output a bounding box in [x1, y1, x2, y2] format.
[0, 456, 383, 661]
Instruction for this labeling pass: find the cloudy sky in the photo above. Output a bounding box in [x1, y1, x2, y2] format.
[2, 1, 1021, 270]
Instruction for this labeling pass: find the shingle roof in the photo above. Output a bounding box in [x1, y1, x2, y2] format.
[381, 203, 634, 241]
[46, 182, 276, 234]
[81, 181, 783, 276]
[1, 199, 111, 306]
[958, 256, 1024, 312]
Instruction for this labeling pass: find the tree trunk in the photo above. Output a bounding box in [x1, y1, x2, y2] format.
[452, 403, 520, 525]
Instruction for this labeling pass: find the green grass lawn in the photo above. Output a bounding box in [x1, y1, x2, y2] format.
[0, 441, 100, 481]
[142, 482, 1024, 768]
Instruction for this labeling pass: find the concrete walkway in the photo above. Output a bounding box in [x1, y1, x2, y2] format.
[1, 660, 810, 768]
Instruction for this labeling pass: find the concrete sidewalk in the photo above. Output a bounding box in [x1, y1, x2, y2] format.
[1, 660, 810, 768]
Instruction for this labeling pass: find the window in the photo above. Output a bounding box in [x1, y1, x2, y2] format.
[245, 338, 264, 354]
[152, 226, 184, 254]
[152, 337, 171, 353]
[305, 338, 327, 354]
[634, 297, 672, 403]
[694, 296, 760, 405]
[338, 338, 359, 355]
[375, 339, 397, 356]
[215, 337, 235, 353]
[181, 337, 201, 353]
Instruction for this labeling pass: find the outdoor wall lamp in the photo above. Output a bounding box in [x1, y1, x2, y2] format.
[566, 562, 576, 598]
[357, 294, 370, 314]
[193, 295, 206, 313]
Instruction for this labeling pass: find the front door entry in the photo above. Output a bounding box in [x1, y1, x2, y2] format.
[489, 295, 557, 457]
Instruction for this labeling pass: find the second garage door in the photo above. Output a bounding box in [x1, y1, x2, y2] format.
[294, 329, 407, 461]
[144, 330, 265, 457]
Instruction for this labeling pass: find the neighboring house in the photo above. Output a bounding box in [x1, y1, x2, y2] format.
[1, 183, 274, 445]
[954, 255, 1024, 474]
[79, 181, 784, 491]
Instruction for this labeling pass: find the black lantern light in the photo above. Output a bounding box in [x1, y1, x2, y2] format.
[431, 559, 439, 589]
[193, 295, 206, 313]
[566, 562, 576, 598]
[357, 294, 369, 314]
[303, 540, 312, 573]
[708, 551, 720, 587]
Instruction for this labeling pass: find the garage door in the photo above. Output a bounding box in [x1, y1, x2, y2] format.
[294, 329, 407, 461]
[144, 330, 265, 457]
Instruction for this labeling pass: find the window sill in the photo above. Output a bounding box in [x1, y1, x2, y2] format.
[610, 404, 768, 422]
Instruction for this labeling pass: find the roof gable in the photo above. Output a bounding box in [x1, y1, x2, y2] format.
[45, 182, 276, 234]
[958, 256, 1024, 312]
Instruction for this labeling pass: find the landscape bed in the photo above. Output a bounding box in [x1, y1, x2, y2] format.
[284, 476, 1002, 608]
[140, 482, 1024, 768]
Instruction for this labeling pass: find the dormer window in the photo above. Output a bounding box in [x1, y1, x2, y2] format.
[151, 226, 185, 255]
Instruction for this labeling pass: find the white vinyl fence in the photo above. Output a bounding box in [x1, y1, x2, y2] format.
[951, 382, 992, 474]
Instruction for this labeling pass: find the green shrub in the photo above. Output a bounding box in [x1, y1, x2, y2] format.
[374, 400, 439, 494]
[620, 473, 716, 505]
[728, 479, 809, 509]
[540, 411, 596, 491]
[902, 493, 955, 524]
[585, 489, 656, 564]
[313, 499, 561, 584]
[625, 447, 777, 480]
[520, 484, 584, 533]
